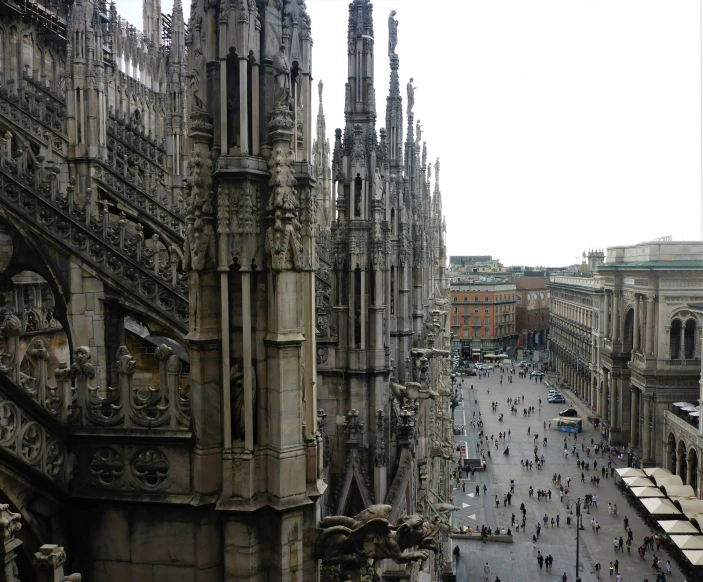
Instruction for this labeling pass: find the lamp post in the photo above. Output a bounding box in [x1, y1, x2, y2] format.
[566, 497, 582, 582]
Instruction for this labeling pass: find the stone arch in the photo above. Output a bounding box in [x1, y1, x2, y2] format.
[667, 432, 677, 473]
[670, 318, 682, 359]
[678, 438, 688, 483]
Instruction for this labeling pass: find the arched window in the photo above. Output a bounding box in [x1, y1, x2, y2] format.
[684, 319, 696, 359]
[670, 319, 682, 359]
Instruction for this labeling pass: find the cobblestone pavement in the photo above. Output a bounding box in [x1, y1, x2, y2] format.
[450, 369, 688, 582]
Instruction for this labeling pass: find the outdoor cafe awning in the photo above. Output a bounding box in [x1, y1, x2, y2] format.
[674, 402, 695, 408]
[682, 550, 703, 566]
[616, 467, 647, 478]
[496, 353, 509, 358]
[652, 474, 684, 488]
[624, 477, 655, 488]
[640, 498, 682, 515]
[662, 485, 697, 498]
[673, 499, 703, 515]
[631, 487, 665, 498]
[682, 406, 699, 413]
[658, 520, 700, 534]
[690, 412, 701, 417]
[645, 467, 673, 478]
[671, 535, 703, 550]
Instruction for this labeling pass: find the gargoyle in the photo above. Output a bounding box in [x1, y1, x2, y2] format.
[410, 347, 450, 359]
[316, 504, 440, 579]
[432, 502, 460, 514]
[390, 381, 438, 406]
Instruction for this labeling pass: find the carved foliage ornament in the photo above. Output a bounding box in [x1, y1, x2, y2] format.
[88, 446, 171, 491]
[183, 151, 216, 272]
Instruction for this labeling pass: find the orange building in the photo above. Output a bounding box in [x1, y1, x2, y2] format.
[450, 281, 518, 361]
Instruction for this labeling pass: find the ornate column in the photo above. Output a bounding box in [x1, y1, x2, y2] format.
[610, 372, 619, 430]
[680, 323, 686, 359]
[650, 401, 657, 462]
[633, 295, 640, 352]
[643, 395, 651, 460]
[645, 295, 655, 355]
[612, 290, 620, 342]
[630, 388, 639, 447]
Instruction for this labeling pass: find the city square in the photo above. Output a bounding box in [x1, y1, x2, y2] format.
[451, 367, 687, 581]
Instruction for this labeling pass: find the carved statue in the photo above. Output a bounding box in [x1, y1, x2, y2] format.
[406, 78, 415, 115]
[388, 10, 398, 57]
[188, 49, 206, 111]
[316, 504, 440, 578]
[273, 44, 291, 108]
[432, 502, 461, 514]
[230, 363, 256, 442]
[373, 166, 383, 201]
[390, 381, 438, 406]
[434, 157, 440, 184]
[415, 120, 422, 149]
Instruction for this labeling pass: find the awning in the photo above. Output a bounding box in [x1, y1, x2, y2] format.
[658, 520, 699, 534]
[645, 467, 673, 478]
[690, 412, 701, 417]
[624, 477, 656, 488]
[674, 402, 694, 407]
[631, 487, 665, 498]
[682, 550, 703, 566]
[674, 499, 703, 515]
[652, 474, 684, 488]
[496, 353, 509, 358]
[662, 485, 697, 498]
[640, 498, 681, 515]
[616, 467, 647, 478]
[682, 406, 699, 413]
[671, 535, 703, 550]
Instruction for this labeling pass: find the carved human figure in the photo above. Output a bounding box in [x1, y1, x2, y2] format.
[230, 363, 256, 442]
[415, 120, 422, 149]
[434, 157, 440, 184]
[388, 10, 398, 56]
[373, 166, 383, 201]
[407, 78, 415, 115]
[273, 44, 291, 108]
[188, 49, 206, 111]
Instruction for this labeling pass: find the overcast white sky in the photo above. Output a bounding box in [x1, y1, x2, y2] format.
[118, 0, 702, 267]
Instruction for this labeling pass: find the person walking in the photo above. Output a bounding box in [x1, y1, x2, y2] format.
[615, 572, 622, 582]
[484, 562, 491, 580]
[665, 560, 672, 576]
[613, 537, 619, 553]
[476, 484, 480, 496]
[561, 573, 567, 582]
[624, 516, 629, 531]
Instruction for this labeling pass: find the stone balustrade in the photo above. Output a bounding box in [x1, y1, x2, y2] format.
[0, 325, 191, 431]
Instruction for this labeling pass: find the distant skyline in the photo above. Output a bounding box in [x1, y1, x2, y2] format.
[117, 0, 702, 267]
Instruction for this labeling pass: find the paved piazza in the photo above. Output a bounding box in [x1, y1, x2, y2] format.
[451, 369, 687, 581]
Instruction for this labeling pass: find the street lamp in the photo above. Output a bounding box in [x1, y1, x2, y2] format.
[566, 497, 583, 582]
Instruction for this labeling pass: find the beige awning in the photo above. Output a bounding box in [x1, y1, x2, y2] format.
[658, 520, 699, 534]
[624, 477, 655, 488]
[671, 535, 703, 550]
[661, 485, 697, 498]
[640, 498, 681, 515]
[616, 467, 647, 478]
[645, 467, 673, 478]
[682, 550, 703, 566]
[631, 487, 665, 498]
[652, 474, 684, 488]
[674, 499, 703, 515]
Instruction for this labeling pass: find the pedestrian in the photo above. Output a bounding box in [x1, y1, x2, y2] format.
[483, 484, 487, 495]
[476, 484, 480, 496]
[556, 514, 560, 527]
[613, 537, 619, 553]
[462, 482, 465, 493]
[532, 535, 537, 549]
[609, 561, 614, 576]
[665, 560, 672, 575]
[484, 562, 491, 580]
[626, 539, 631, 555]
[562, 573, 567, 582]
[619, 536, 624, 552]
[615, 573, 622, 582]
[656, 536, 661, 552]
[624, 516, 629, 531]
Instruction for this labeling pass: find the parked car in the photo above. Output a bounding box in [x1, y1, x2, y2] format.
[559, 408, 578, 417]
[549, 396, 565, 404]
[530, 370, 545, 377]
